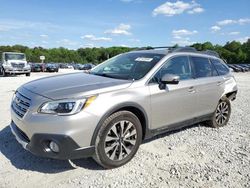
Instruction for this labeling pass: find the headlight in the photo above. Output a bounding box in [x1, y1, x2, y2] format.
[38, 96, 96, 115]
[25, 64, 31, 69]
[11, 91, 17, 104]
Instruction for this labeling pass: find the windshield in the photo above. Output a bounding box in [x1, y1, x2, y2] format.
[90, 52, 164, 80]
[5, 53, 26, 61]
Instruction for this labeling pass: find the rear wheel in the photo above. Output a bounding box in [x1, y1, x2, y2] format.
[93, 111, 142, 169]
[207, 97, 231, 128]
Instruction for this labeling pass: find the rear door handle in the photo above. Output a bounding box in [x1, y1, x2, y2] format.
[188, 86, 195, 93]
[217, 81, 223, 86]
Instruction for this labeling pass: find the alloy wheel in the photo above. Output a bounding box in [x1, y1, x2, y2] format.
[104, 120, 137, 161]
[215, 101, 229, 126]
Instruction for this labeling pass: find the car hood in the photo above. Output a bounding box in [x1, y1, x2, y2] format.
[23, 73, 133, 99]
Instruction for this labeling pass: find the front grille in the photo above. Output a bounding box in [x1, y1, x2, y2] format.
[12, 91, 31, 118]
[11, 63, 25, 69]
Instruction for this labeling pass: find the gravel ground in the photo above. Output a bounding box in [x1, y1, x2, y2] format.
[0, 71, 249, 188]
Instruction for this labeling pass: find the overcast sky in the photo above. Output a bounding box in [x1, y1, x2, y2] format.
[0, 0, 249, 49]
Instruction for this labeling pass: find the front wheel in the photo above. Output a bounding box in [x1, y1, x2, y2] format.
[93, 111, 142, 169]
[1, 67, 6, 77]
[26, 73, 31, 76]
[207, 97, 231, 128]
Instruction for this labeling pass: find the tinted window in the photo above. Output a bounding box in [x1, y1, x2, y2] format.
[151, 56, 192, 83]
[210, 59, 229, 75]
[191, 56, 216, 78]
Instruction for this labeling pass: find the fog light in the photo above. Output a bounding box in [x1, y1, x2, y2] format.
[49, 141, 59, 153]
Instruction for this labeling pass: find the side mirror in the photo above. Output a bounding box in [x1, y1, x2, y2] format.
[159, 74, 180, 90]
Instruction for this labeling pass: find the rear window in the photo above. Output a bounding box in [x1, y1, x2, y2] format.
[210, 59, 229, 75]
[191, 56, 217, 78]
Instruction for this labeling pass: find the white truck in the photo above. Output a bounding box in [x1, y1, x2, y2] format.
[0, 52, 31, 76]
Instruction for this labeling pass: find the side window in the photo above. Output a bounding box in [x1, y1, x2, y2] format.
[151, 56, 192, 83]
[210, 59, 229, 75]
[191, 56, 216, 78]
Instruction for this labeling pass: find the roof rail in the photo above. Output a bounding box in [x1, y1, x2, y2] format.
[150, 46, 174, 49]
[134, 46, 195, 52]
[133, 46, 172, 51]
[149, 46, 198, 53]
[133, 46, 155, 51]
[202, 50, 220, 58]
[170, 47, 197, 53]
[133, 46, 220, 58]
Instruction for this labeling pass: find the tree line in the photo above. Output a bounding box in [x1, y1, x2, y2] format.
[191, 39, 250, 64]
[0, 39, 249, 64]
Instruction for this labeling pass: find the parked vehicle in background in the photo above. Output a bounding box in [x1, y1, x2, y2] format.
[227, 64, 250, 72]
[67, 65, 74, 69]
[46, 63, 59, 72]
[238, 64, 250, 71]
[31, 63, 45, 72]
[59, 63, 68, 69]
[73, 64, 80, 70]
[0, 52, 31, 76]
[59, 63, 73, 69]
[227, 64, 241, 72]
[10, 47, 238, 169]
[60, 63, 74, 69]
[234, 64, 247, 72]
[245, 64, 250, 68]
[72, 63, 96, 70]
[82, 63, 95, 70]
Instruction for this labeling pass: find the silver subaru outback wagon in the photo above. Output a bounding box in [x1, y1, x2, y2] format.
[10, 47, 238, 168]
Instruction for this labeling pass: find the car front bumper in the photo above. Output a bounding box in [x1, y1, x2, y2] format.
[10, 86, 100, 159]
[5, 68, 30, 74]
[10, 121, 95, 159]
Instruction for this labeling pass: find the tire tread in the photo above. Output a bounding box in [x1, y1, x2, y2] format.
[93, 110, 142, 169]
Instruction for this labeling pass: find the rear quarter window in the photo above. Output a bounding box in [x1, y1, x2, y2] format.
[210, 58, 230, 75]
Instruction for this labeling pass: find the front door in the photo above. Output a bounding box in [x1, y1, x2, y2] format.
[149, 55, 197, 130]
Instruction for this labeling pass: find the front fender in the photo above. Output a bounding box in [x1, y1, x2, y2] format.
[90, 102, 149, 146]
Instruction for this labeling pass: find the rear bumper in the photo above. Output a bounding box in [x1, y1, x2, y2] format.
[10, 121, 95, 160]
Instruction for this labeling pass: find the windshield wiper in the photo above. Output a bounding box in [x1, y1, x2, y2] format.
[91, 72, 130, 80]
[91, 73, 119, 79]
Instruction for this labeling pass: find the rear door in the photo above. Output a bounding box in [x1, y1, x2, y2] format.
[189, 56, 223, 117]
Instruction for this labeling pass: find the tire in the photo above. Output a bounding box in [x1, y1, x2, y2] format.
[93, 111, 142, 169]
[26, 73, 31, 77]
[207, 97, 231, 128]
[1, 67, 6, 77]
